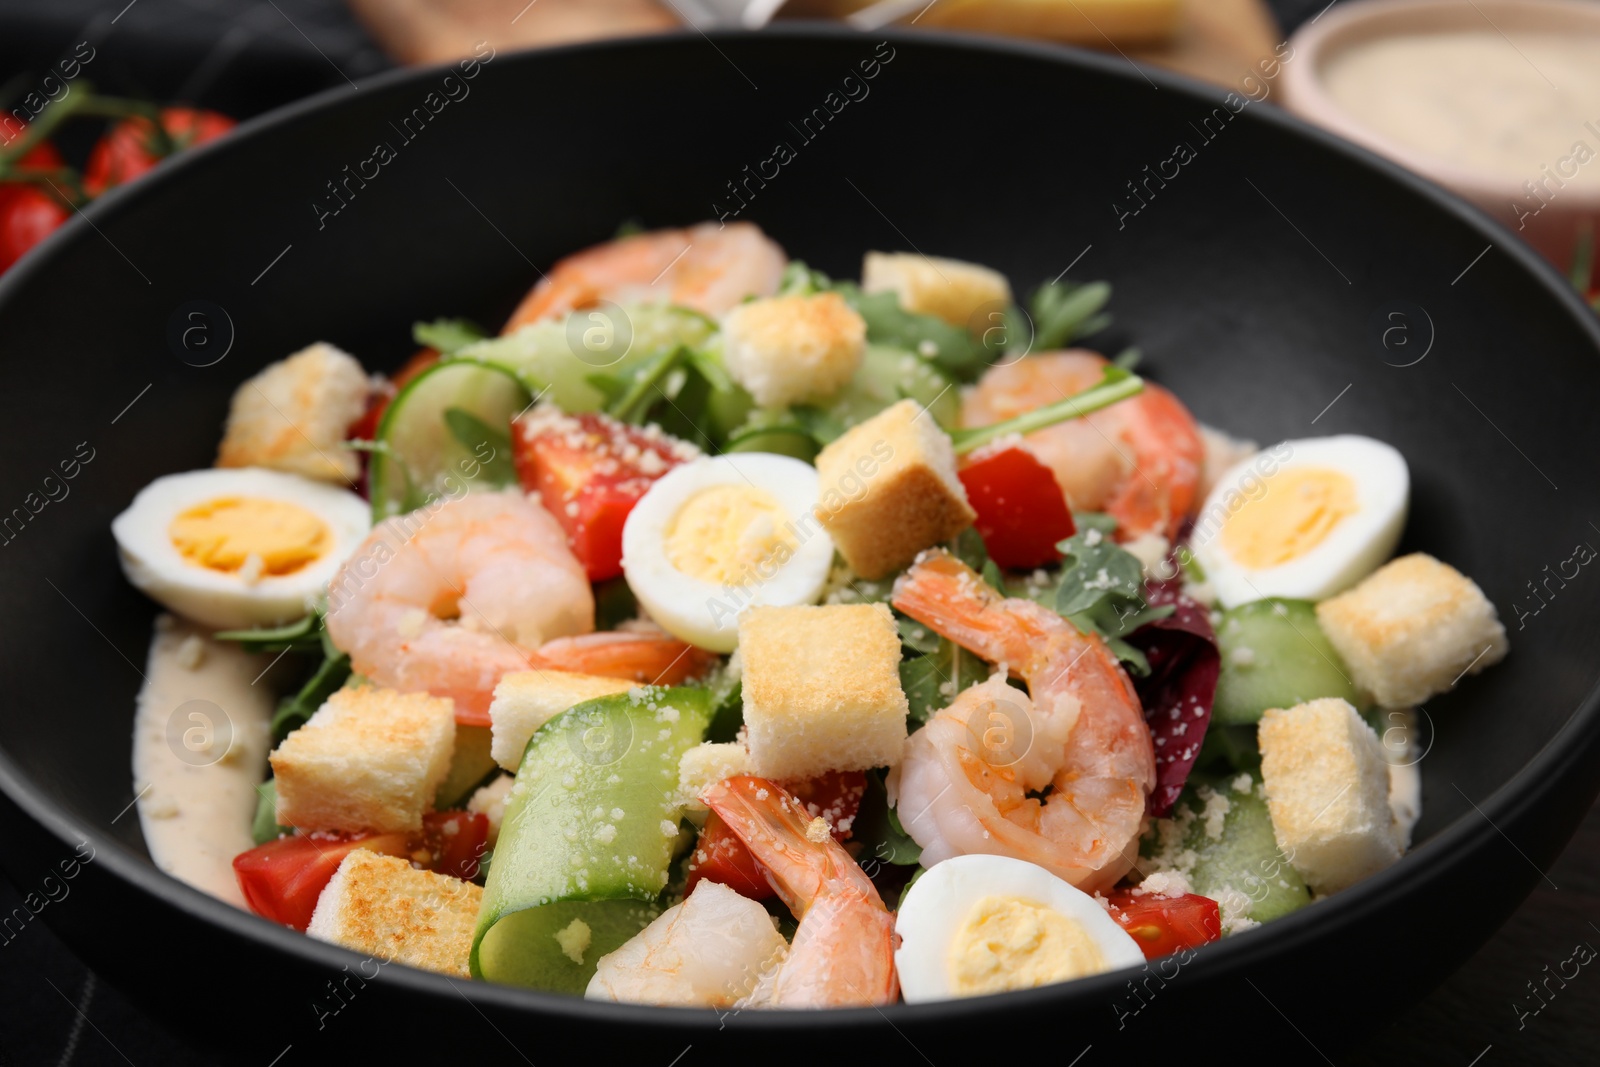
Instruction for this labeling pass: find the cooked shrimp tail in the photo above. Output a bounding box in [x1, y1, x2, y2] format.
[890, 550, 1155, 892]
[702, 775, 898, 1008]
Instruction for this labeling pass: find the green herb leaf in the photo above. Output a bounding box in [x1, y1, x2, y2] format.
[834, 282, 987, 381]
[442, 407, 516, 486]
[272, 649, 352, 742]
[897, 615, 940, 654]
[593, 577, 640, 633]
[900, 637, 989, 724]
[414, 318, 487, 356]
[948, 367, 1143, 456]
[215, 614, 319, 654]
[251, 780, 290, 846]
[1030, 280, 1112, 350]
[851, 770, 922, 867]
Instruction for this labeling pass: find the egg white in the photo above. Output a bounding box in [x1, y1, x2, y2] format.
[112, 467, 370, 629]
[621, 453, 835, 652]
[1191, 435, 1409, 609]
[895, 854, 1146, 1003]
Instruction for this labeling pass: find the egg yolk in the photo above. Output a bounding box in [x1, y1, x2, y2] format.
[169, 496, 331, 577]
[664, 485, 799, 585]
[1220, 467, 1358, 569]
[950, 895, 1107, 996]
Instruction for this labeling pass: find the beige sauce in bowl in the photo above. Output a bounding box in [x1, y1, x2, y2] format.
[1322, 31, 1600, 189]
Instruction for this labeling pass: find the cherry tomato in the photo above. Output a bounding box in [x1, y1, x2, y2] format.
[957, 445, 1077, 571]
[83, 107, 234, 196]
[685, 771, 866, 902]
[232, 831, 410, 931]
[512, 409, 690, 581]
[0, 121, 71, 273]
[420, 810, 491, 882]
[1103, 890, 1222, 960]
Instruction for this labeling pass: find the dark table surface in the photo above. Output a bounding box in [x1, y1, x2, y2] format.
[1, 0, 1594, 1063]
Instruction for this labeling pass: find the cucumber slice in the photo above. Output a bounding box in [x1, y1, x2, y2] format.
[456, 305, 715, 413]
[435, 724, 498, 808]
[1183, 777, 1310, 924]
[472, 686, 711, 993]
[1213, 598, 1367, 726]
[369, 360, 529, 522]
[826, 344, 959, 430]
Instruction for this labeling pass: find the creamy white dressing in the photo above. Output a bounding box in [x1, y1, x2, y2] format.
[1323, 31, 1600, 188]
[1378, 708, 1424, 850]
[132, 614, 273, 907]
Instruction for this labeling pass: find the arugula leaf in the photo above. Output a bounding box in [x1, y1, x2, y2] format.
[900, 637, 989, 724]
[593, 577, 639, 632]
[704, 668, 744, 744]
[897, 615, 940, 655]
[834, 281, 987, 381]
[1030, 280, 1112, 350]
[215, 614, 319, 654]
[1005, 513, 1172, 677]
[442, 408, 516, 486]
[413, 318, 486, 356]
[777, 260, 832, 296]
[272, 647, 352, 742]
[251, 780, 289, 845]
[850, 770, 922, 867]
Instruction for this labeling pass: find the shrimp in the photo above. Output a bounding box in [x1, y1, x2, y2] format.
[503, 221, 787, 332]
[702, 776, 898, 1008]
[325, 491, 595, 726]
[586, 880, 790, 1007]
[888, 550, 1156, 894]
[961, 350, 1203, 540]
[531, 628, 720, 687]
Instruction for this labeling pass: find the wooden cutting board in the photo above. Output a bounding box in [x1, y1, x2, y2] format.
[349, 0, 1283, 91]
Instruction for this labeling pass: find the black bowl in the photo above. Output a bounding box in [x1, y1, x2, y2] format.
[3, 26, 1599, 1065]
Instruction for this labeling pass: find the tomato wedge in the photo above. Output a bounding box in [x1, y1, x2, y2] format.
[420, 810, 490, 881]
[512, 408, 692, 581]
[1103, 890, 1222, 959]
[233, 831, 410, 931]
[685, 771, 866, 902]
[233, 810, 490, 929]
[957, 445, 1076, 570]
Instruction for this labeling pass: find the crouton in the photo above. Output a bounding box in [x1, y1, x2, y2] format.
[307, 850, 482, 978]
[861, 251, 1012, 331]
[721, 292, 866, 407]
[1259, 698, 1400, 895]
[1316, 553, 1508, 708]
[216, 342, 370, 484]
[271, 686, 455, 833]
[467, 774, 515, 845]
[488, 669, 636, 771]
[678, 742, 753, 812]
[814, 399, 975, 579]
[740, 604, 908, 779]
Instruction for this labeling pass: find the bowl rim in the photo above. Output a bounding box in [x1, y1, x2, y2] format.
[4, 20, 1600, 1034]
[1279, 0, 1600, 211]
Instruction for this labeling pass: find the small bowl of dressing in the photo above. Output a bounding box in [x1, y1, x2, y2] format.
[1281, 0, 1600, 271]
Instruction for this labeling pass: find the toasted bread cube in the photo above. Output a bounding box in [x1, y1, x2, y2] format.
[815, 399, 975, 579]
[721, 292, 866, 407]
[271, 686, 455, 833]
[488, 669, 636, 771]
[861, 251, 1012, 331]
[678, 742, 753, 812]
[308, 850, 482, 977]
[216, 342, 370, 484]
[1316, 553, 1508, 709]
[741, 604, 908, 779]
[1259, 698, 1399, 895]
[467, 774, 515, 845]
